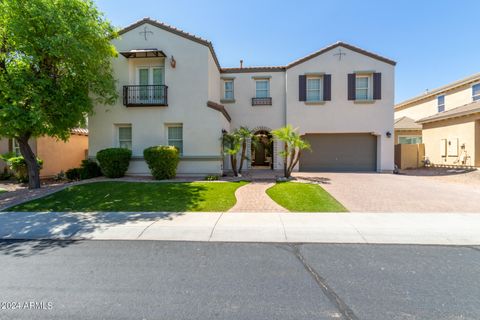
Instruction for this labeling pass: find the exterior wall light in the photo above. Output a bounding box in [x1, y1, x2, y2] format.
[386, 131, 392, 138]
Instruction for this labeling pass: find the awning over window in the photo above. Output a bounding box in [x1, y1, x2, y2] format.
[119, 49, 166, 59]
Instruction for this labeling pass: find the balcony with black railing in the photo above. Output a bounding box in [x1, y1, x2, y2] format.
[251, 97, 272, 106]
[123, 85, 168, 107]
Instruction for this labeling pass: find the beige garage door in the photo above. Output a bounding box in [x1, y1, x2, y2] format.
[300, 133, 377, 172]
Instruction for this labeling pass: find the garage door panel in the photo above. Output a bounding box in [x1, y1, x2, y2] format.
[300, 133, 377, 172]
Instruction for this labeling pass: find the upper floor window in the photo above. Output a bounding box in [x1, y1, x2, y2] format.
[137, 66, 164, 86]
[437, 95, 445, 113]
[306, 76, 323, 102]
[167, 124, 183, 155]
[224, 80, 234, 100]
[255, 79, 270, 98]
[11, 139, 21, 156]
[117, 125, 132, 150]
[472, 83, 480, 101]
[355, 75, 371, 100]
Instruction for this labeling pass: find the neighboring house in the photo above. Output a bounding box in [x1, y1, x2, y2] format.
[89, 17, 396, 175]
[0, 128, 89, 177]
[395, 73, 480, 167]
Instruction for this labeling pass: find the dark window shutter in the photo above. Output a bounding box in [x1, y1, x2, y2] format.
[373, 73, 382, 100]
[299, 75, 306, 101]
[348, 73, 356, 100]
[323, 74, 331, 101]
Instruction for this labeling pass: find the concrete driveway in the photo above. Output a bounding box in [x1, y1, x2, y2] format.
[294, 172, 480, 212]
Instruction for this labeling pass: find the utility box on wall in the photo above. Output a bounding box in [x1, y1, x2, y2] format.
[447, 138, 459, 157]
[440, 139, 447, 158]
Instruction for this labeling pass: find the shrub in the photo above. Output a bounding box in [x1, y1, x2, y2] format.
[80, 160, 102, 179]
[96, 148, 132, 178]
[205, 175, 219, 181]
[66, 168, 82, 181]
[143, 146, 180, 180]
[7, 156, 43, 183]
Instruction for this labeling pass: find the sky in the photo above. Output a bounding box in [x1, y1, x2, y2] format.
[95, 0, 480, 103]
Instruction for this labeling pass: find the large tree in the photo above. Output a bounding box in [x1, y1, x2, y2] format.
[0, 0, 117, 188]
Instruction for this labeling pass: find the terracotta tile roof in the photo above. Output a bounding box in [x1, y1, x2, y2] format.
[118, 17, 221, 71]
[71, 128, 88, 136]
[206, 101, 231, 122]
[416, 100, 480, 124]
[221, 66, 286, 73]
[394, 116, 422, 130]
[396, 72, 480, 110]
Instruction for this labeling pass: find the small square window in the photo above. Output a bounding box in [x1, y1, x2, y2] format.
[224, 80, 234, 100]
[437, 95, 445, 113]
[355, 75, 371, 100]
[167, 125, 183, 155]
[306, 77, 323, 102]
[255, 80, 270, 98]
[117, 125, 132, 150]
[472, 84, 480, 101]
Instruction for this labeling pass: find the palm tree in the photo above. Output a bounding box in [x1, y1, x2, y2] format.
[272, 125, 310, 178]
[222, 131, 242, 177]
[236, 126, 254, 174]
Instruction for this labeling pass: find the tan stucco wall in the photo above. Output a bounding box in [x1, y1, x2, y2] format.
[286, 45, 395, 172]
[88, 22, 227, 175]
[395, 83, 477, 121]
[422, 115, 480, 167]
[37, 135, 88, 177]
[394, 130, 422, 144]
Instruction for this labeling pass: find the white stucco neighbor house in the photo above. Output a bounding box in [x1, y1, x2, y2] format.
[88, 17, 396, 176]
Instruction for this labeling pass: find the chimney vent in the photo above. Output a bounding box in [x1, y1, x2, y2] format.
[240, 60, 243, 69]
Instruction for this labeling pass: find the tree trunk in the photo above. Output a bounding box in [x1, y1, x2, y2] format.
[238, 140, 246, 174]
[230, 154, 238, 177]
[283, 143, 289, 178]
[17, 136, 41, 189]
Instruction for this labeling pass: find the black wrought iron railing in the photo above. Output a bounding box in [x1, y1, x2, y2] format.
[123, 85, 168, 106]
[251, 97, 272, 106]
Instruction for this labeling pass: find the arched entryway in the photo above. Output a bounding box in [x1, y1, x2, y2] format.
[251, 129, 273, 169]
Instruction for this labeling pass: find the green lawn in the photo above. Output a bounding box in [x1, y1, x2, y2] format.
[0, 188, 6, 194]
[266, 182, 347, 212]
[6, 181, 248, 212]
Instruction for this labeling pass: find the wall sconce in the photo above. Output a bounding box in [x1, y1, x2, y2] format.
[222, 129, 227, 134]
[170, 55, 176, 68]
[386, 131, 392, 138]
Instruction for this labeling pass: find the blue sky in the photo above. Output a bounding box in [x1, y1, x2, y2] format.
[95, 0, 480, 103]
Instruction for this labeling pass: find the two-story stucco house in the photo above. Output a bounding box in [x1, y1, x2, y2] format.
[88, 18, 396, 176]
[395, 73, 480, 167]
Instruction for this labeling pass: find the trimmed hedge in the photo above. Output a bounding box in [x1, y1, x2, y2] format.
[96, 148, 132, 178]
[66, 167, 82, 181]
[143, 146, 180, 180]
[79, 160, 102, 179]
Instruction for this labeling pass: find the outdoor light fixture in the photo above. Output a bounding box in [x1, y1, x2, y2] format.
[170, 55, 176, 68]
[222, 129, 227, 134]
[386, 131, 392, 138]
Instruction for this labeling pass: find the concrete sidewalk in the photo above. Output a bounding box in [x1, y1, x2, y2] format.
[1, 211, 479, 245]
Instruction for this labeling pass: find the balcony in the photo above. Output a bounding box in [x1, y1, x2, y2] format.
[123, 85, 168, 107]
[251, 97, 272, 106]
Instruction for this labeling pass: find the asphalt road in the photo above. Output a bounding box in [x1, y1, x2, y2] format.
[0, 240, 479, 320]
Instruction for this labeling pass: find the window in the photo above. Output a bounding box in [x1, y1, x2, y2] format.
[11, 139, 21, 156]
[224, 80, 234, 100]
[255, 80, 270, 98]
[306, 77, 323, 101]
[167, 125, 183, 155]
[437, 95, 445, 113]
[118, 125, 132, 150]
[473, 84, 480, 101]
[398, 136, 422, 144]
[137, 66, 165, 102]
[355, 75, 370, 100]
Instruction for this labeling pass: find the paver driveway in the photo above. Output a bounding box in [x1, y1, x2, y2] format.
[294, 172, 480, 212]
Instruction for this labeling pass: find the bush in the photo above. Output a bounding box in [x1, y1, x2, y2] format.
[80, 160, 102, 179]
[143, 146, 180, 180]
[66, 167, 82, 181]
[96, 148, 132, 178]
[7, 156, 43, 183]
[205, 175, 219, 181]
